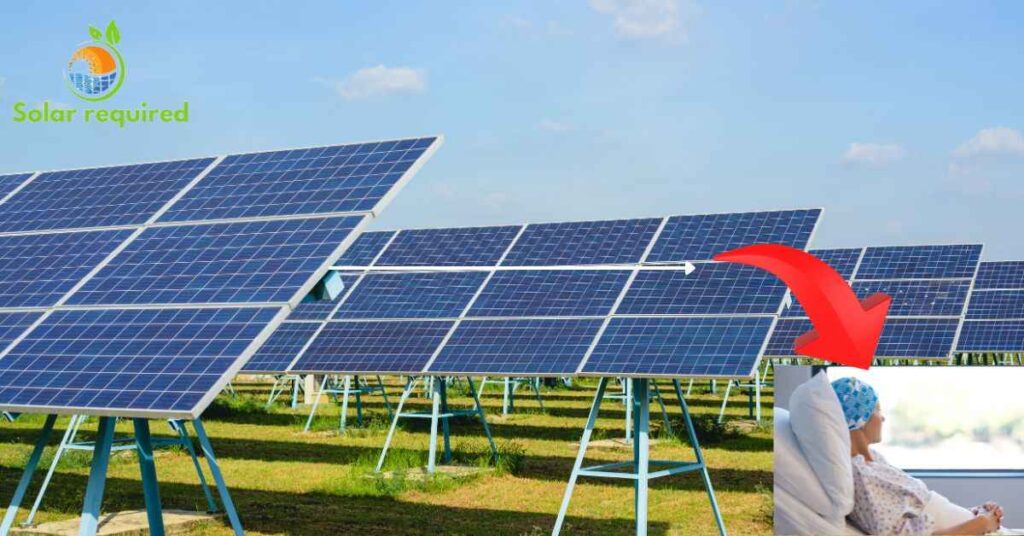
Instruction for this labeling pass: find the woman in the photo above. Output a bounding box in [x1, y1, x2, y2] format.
[831, 377, 1009, 535]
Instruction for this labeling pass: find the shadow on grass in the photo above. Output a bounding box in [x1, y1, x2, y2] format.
[0, 467, 670, 535]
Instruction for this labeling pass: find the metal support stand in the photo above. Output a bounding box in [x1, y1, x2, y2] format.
[304, 375, 393, 433]
[376, 376, 497, 474]
[266, 374, 304, 408]
[1, 417, 239, 536]
[553, 378, 726, 536]
[481, 377, 546, 416]
[604, 378, 673, 442]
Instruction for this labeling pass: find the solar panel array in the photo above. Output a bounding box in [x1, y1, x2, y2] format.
[767, 244, 983, 361]
[245, 209, 822, 379]
[0, 136, 442, 419]
[957, 261, 1024, 352]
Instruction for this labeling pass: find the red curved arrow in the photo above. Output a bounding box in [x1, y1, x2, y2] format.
[713, 244, 891, 369]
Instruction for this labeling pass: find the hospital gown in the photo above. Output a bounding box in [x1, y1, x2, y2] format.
[848, 450, 935, 535]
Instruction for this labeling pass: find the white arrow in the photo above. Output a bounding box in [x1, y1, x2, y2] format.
[683, 261, 696, 275]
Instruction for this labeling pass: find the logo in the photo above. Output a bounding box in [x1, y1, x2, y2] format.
[64, 20, 125, 102]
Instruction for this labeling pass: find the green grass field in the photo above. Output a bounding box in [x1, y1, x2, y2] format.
[0, 378, 773, 535]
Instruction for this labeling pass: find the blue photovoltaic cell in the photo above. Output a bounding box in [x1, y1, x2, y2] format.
[288, 272, 362, 321]
[584, 316, 773, 377]
[956, 321, 1024, 352]
[855, 245, 982, 280]
[0, 159, 212, 233]
[810, 248, 862, 280]
[965, 290, 1024, 320]
[852, 280, 970, 317]
[242, 321, 321, 373]
[469, 270, 630, 317]
[0, 173, 33, 200]
[291, 320, 454, 373]
[376, 225, 522, 267]
[333, 271, 487, 319]
[501, 218, 661, 266]
[334, 231, 395, 266]
[0, 312, 43, 351]
[0, 307, 278, 414]
[618, 264, 787, 316]
[765, 317, 958, 359]
[974, 262, 1024, 290]
[67, 216, 363, 306]
[159, 138, 436, 222]
[0, 229, 132, 308]
[428, 318, 603, 375]
[646, 209, 821, 263]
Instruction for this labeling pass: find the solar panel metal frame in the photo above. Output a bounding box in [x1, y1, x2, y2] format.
[0, 135, 444, 419]
[957, 261, 1024, 353]
[285, 208, 823, 380]
[766, 243, 983, 361]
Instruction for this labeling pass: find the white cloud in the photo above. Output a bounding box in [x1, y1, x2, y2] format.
[537, 118, 573, 133]
[588, 0, 696, 42]
[952, 127, 1024, 159]
[841, 142, 906, 166]
[332, 65, 426, 100]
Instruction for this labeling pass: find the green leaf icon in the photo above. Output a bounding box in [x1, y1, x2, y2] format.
[105, 20, 120, 46]
[88, 25, 102, 41]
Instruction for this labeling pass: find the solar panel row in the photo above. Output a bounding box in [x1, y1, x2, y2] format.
[247, 208, 822, 379]
[767, 244, 983, 361]
[0, 136, 442, 418]
[958, 261, 1024, 352]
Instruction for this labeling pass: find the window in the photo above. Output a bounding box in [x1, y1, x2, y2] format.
[827, 366, 1024, 471]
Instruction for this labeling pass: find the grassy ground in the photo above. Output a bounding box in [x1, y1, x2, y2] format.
[0, 378, 773, 535]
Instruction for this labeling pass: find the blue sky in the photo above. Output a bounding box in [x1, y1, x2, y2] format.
[1, 1, 1023, 258]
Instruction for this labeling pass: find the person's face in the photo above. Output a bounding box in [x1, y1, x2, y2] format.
[862, 403, 884, 444]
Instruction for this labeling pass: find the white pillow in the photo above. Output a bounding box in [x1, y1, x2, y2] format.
[774, 408, 833, 517]
[788, 371, 854, 522]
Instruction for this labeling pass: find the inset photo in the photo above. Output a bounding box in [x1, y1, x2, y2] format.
[774, 366, 1024, 536]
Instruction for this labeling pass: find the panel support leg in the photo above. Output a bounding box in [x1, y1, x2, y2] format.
[552, 378, 608, 536]
[1, 414, 57, 534]
[24, 414, 85, 527]
[192, 419, 243, 536]
[532, 378, 545, 412]
[304, 375, 330, 433]
[376, 378, 416, 473]
[340, 375, 352, 434]
[79, 416, 116, 536]
[718, 381, 733, 424]
[170, 420, 218, 513]
[427, 378, 442, 473]
[675, 380, 727, 536]
[633, 379, 650, 536]
[466, 377, 498, 462]
[377, 376, 394, 420]
[133, 419, 165, 536]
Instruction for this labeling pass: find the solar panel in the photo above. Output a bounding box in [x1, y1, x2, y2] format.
[769, 243, 981, 361]
[243, 321, 321, 373]
[0, 307, 279, 416]
[852, 280, 971, 317]
[0, 159, 213, 233]
[582, 316, 774, 377]
[964, 290, 1024, 320]
[334, 271, 487, 319]
[468, 270, 631, 317]
[974, 261, 1024, 290]
[280, 208, 822, 378]
[766, 317, 959, 360]
[158, 138, 438, 222]
[293, 320, 454, 374]
[956, 320, 1024, 352]
[0, 230, 132, 308]
[67, 216, 365, 306]
[855, 245, 982, 280]
[0, 136, 442, 418]
[375, 225, 522, 267]
[810, 248, 862, 280]
[334, 231, 396, 266]
[501, 218, 661, 266]
[617, 264, 787, 316]
[646, 209, 821, 263]
[427, 318, 604, 375]
[0, 173, 34, 200]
